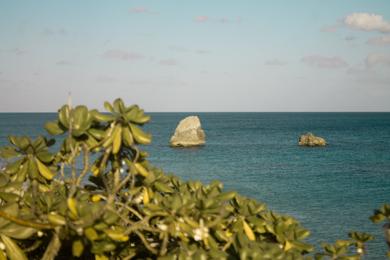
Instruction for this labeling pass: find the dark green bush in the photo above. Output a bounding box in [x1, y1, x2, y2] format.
[0, 99, 373, 259]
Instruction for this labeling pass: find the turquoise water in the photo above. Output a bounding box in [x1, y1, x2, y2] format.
[1, 112, 390, 259]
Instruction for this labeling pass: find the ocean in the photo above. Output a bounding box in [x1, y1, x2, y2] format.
[1, 112, 390, 259]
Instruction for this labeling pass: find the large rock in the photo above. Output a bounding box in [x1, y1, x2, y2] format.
[170, 116, 206, 147]
[298, 133, 327, 147]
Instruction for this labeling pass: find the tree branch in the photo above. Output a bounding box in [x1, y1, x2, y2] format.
[0, 210, 54, 229]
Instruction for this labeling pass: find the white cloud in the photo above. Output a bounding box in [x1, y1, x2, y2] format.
[367, 35, 390, 45]
[344, 13, 390, 33]
[365, 53, 390, 68]
[302, 55, 348, 69]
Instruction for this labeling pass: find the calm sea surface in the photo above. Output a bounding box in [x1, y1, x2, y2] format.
[1, 112, 390, 259]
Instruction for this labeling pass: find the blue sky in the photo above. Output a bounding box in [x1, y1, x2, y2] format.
[0, 0, 389, 111]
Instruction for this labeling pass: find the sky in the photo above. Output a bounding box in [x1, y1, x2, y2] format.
[0, 0, 390, 112]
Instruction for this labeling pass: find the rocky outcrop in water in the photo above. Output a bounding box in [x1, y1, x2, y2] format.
[299, 133, 327, 147]
[170, 116, 206, 147]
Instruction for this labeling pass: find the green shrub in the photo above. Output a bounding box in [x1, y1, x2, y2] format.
[371, 204, 390, 258]
[0, 99, 373, 259]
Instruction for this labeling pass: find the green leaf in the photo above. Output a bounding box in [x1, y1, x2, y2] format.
[32, 136, 46, 152]
[0, 235, 28, 260]
[58, 105, 70, 128]
[9, 136, 29, 150]
[0, 146, 18, 159]
[72, 240, 84, 257]
[90, 110, 115, 123]
[0, 192, 19, 203]
[104, 101, 114, 113]
[216, 191, 237, 201]
[0, 223, 36, 239]
[27, 157, 40, 180]
[0, 174, 9, 187]
[85, 227, 99, 241]
[113, 98, 125, 113]
[125, 107, 138, 121]
[4, 159, 23, 175]
[45, 121, 65, 135]
[370, 213, 385, 223]
[295, 228, 310, 240]
[35, 158, 55, 180]
[91, 241, 116, 254]
[36, 151, 54, 163]
[154, 182, 174, 193]
[291, 241, 314, 253]
[103, 211, 119, 225]
[72, 106, 90, 136]
[88, 128, 106, 140]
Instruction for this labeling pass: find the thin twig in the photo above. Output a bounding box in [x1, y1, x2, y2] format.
[0, 210, 54, 229]
[114, 201, 144, 220]
[159, 232, 169, 256]
[100, 148, 112, 192]
[207, 211, 226, 228]
[75, 144, 89, 187]
[23, 240, 43, 252]
[31, 179, 39, 217]
[135, 230, 158, 255]
[69, 144, 89, 198]
[113, 168, 120, 192]
[70, 146, 77, 184]
[115, 170, 132, 194]
[131, 145, 140, 163]
[222, 238, 233, 251]
[60, 162, 65, 180]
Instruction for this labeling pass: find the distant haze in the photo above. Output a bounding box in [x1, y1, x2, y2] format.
[0, 0, 390, 112]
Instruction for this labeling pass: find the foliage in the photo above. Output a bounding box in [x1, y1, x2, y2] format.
[314, 232, 373, 260]
[371, 204, 390, 257]
[0, 99, 374, 259]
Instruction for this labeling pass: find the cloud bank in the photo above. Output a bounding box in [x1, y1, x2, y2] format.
[367, 35, 390, 45]
[365, 53, 390, 68]
[344, 13, 390, 33]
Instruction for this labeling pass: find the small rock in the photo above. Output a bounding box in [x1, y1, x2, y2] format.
[170, 116, 206, 147]
[299, 132, 327, 147]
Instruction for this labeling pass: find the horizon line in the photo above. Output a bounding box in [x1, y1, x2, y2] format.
[1, 111, 390, 113]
